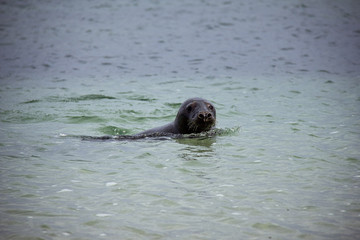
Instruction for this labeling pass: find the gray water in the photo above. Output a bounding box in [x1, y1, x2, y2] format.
[1, 0, 360, 239]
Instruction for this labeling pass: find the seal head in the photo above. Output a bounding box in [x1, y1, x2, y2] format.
[174, 98, 216, 134]
[136, 97, 216, 135]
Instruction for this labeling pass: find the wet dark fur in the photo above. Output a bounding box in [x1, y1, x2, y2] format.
[135, 97, 216, 136]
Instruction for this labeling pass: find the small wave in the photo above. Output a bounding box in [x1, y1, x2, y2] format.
[66, 94, 116, 102]
[20, 99, 42, 104]
[47, 94, 116, 103]
[0, 110, 57, 123]
[66, 115, 105, 124]
[126, 95, 157, 102]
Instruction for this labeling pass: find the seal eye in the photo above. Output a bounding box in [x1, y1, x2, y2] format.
[186, 105, 192, 112]
[208, 104, 214, 111]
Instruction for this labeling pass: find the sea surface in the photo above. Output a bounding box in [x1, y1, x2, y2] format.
[1, 0, 360, 239]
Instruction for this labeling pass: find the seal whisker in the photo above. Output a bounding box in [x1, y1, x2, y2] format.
[188, 120, 199, 132]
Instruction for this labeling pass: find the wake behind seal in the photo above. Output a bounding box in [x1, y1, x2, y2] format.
[135, 97, 216, 136]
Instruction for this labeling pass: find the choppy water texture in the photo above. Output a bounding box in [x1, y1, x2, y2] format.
[1, 0, 360, 239]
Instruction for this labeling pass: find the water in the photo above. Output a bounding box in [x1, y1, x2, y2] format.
[1, 0, 360, 239]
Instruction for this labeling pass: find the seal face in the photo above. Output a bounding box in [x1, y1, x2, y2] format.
[137, 97, 216, 135]
[174, 98, 216, 134]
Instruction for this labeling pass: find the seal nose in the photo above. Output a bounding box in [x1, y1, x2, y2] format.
[198, 111, 212, 121]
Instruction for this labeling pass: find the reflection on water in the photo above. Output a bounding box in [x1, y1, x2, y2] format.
[177, 137, 216, 148]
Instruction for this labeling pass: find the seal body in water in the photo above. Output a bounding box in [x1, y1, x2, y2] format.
[136, 97, 216, 136]
[78, 97, 216, 140]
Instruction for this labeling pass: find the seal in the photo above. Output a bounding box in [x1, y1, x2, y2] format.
[136, 97, 216, 136]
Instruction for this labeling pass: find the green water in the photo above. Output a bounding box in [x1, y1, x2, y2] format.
[1, 76, 359, 239]
[1, 0, 360, 239]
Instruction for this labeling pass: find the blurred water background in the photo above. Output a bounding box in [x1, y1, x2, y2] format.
[0, 0, 360, 239]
